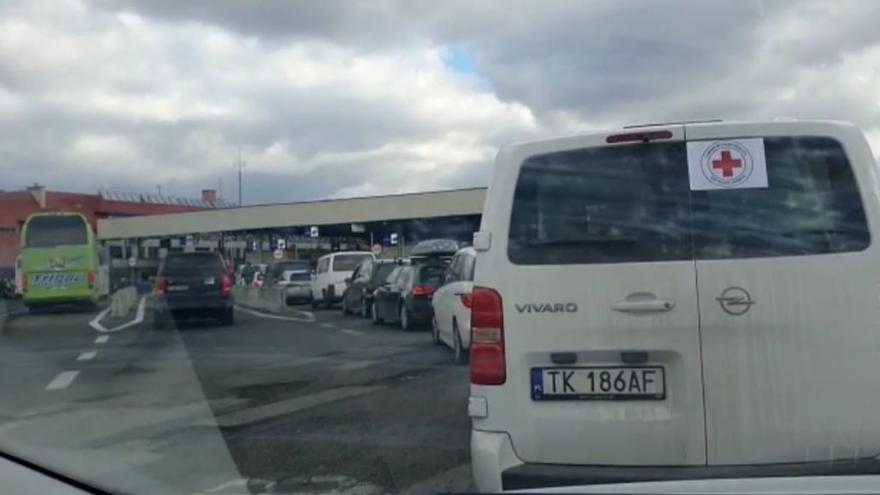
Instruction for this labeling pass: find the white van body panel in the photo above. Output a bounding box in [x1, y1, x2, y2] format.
[685, 121, 880, 464]
[472, 125, 707, 466]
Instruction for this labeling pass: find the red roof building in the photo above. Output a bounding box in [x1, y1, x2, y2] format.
[0, 185, 228, 275]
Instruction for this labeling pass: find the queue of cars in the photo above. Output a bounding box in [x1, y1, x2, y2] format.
[264, 239, 476, 363]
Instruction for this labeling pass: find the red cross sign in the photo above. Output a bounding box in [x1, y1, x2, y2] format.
[687, 138, 768, 190]
[712, 150, 743, 178]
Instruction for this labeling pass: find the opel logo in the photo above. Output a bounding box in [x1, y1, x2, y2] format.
[716, 286, 755, 316]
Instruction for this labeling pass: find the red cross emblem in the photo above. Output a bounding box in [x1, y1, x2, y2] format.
[698, 141, 755, 187]
[712, 150, 742, 178]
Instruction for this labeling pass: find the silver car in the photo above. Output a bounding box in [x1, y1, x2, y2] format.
[276, 270, 312, 304]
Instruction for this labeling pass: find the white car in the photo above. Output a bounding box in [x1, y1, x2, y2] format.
[431, 247, 476, 364]
[311, 251, 375, 308]
[275, 270, 312, 304]
[469, 120, 880, 492]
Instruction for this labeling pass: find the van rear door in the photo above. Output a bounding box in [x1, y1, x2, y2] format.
[686, 122, 880, 465]
[479, 126, 707, 465]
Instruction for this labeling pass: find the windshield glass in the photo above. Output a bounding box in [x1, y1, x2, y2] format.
[24, 215, 88, 248]
[4, 2, 880, 494]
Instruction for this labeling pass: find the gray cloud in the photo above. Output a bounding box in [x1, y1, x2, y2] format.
[2, 0, 880, 205]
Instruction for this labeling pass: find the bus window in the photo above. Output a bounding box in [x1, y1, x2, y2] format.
[24, 215, 88, 248]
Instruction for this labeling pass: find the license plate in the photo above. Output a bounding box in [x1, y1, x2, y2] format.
[204, 277, 215, 285]
[167, 285, 189, 292]
[531, 366, 665, 401]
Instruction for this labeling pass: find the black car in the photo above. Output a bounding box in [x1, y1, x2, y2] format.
[340, 258, 399, 318]
[152, 252, 234, 328]
[371, 261, 446, 331]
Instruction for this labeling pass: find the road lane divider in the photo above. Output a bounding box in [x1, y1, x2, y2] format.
[215, 385, 383, 427]
[90, 295, 146, 333]
[44, 371, 79, 391]
[340, 328, 364, 336]
[94, 335, 109, 344]
[77, 350, 97, 361]
[234, 305, 315, 323]
[233, 286, 315, 322]
[320, 322, 336, 329]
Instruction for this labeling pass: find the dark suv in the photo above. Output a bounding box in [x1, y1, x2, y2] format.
[153, 252, 234, 328]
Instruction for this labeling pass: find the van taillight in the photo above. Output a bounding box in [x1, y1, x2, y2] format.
[154, 276, 167, 295]
[87, 271, 96, 289]
[470, 286, 505, 385]
[220, 274, 233, 295]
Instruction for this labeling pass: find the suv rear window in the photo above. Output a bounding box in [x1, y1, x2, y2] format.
[161, 253, 224, 274]
[417, 265, 446, 287]
[508, 137, 869, 265]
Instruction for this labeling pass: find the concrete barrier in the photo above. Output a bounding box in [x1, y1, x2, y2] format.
[233, 286, 286, 313]
[110, 286, 138, 318]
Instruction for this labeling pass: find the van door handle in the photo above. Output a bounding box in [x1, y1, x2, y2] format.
[611, 299, 675, 313]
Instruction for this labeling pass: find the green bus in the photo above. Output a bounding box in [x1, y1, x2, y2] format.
[20, 212, 109, 309]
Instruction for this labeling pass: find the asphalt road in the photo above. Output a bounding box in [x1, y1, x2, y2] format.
[0, 297, 473, 494]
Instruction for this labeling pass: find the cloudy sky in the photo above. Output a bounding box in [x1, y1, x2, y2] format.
[1, 0, 879, 204]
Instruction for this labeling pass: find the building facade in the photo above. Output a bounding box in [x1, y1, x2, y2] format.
[0, 185, 228, 277]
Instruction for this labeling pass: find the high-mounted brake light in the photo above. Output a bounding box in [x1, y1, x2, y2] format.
[606, 130, 673, 144]
[470, 286, 505, 385]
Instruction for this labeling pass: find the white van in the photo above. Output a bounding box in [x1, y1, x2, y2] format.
[470, 121, 880, 491]
[311, 251, 375, 308]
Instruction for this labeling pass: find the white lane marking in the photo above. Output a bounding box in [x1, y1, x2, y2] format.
[320, 322, 336, 328]
[44, 371, 79, 391]
[340, 328, 364, 336]
[77, 350, 97, 361]
[88, 307, 111, 332]
[203, 478, 249, 493]
[216, 385, 383, 427]
[89, 296, 146, 333]
[235, 305, 316, 323]
[332, 360, 375, 372]
[95, 335, 109, 344]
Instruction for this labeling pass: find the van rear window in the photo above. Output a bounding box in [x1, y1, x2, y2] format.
[692, 137, 869, 258]
[508, 142, 693, 265]
[508, 137, 869, 265]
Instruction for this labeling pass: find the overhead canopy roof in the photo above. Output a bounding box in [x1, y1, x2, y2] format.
[97, 187, 487, 239]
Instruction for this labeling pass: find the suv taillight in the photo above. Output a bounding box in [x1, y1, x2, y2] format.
[87, 271, 97, 289]
[154, 276, 167, 295]
[220, 273, 233, 295]
[459, 292, 473, 309]
[470, 286, 505, 385]
[412, 285, 435, 297]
